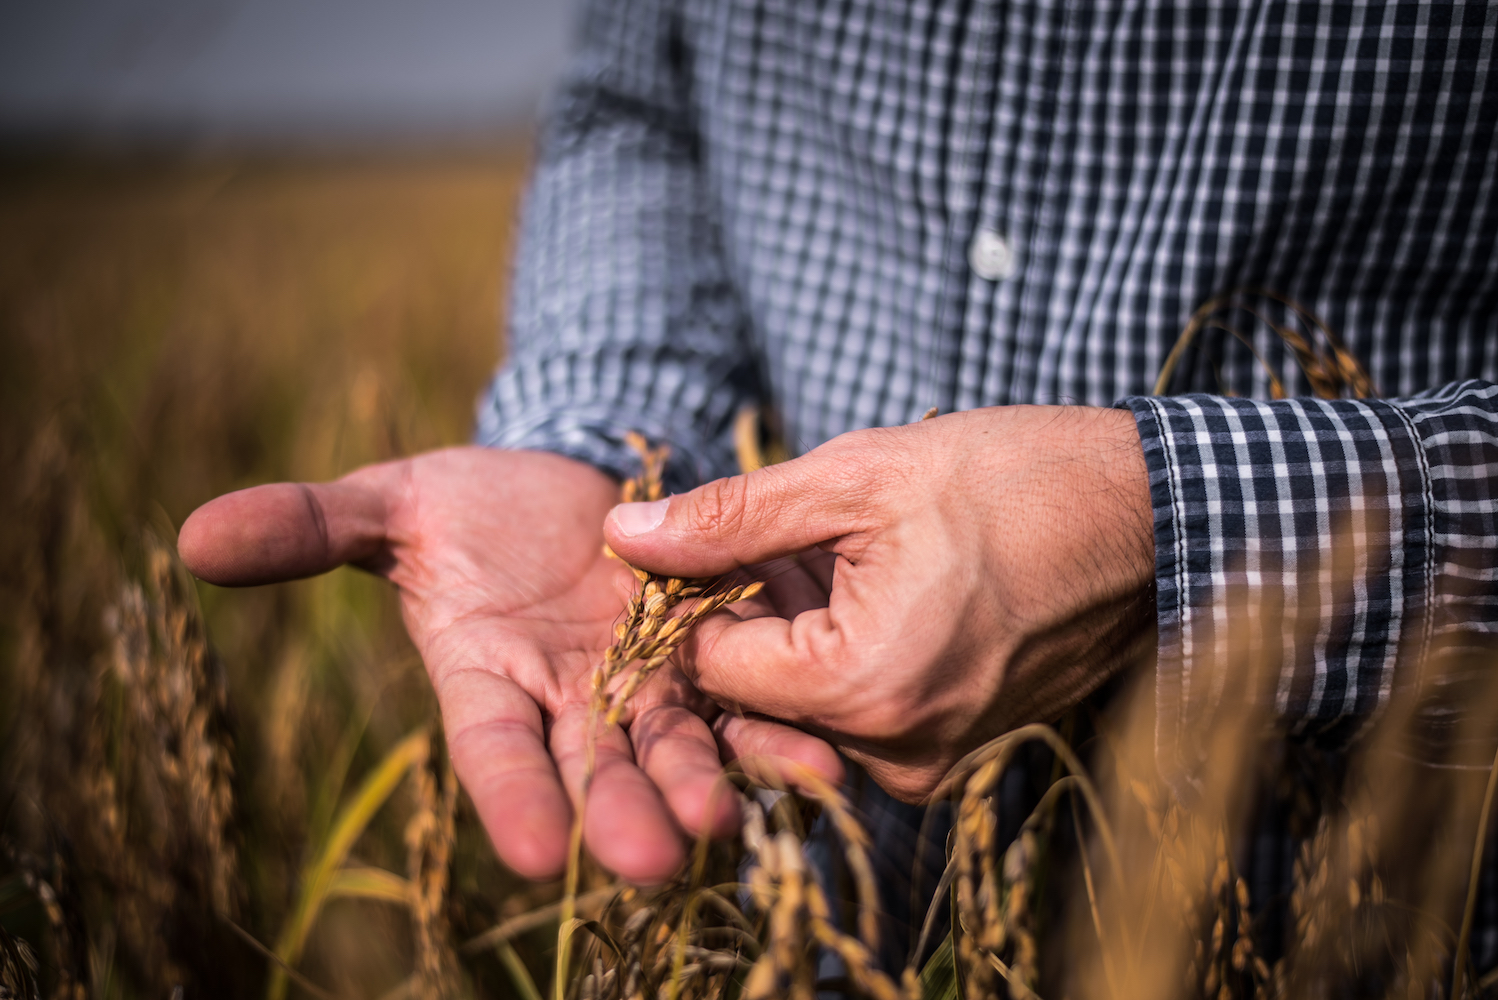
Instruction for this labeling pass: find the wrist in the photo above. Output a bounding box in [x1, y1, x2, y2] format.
[1092, 407, 1156, 589]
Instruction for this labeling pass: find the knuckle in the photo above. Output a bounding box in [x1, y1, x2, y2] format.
[887, 770, 942, 805]
[821, 428, 885, 471]
[687, 475, 750, 539]
[818, 431, 894, 500]
[860, 700, 917, 742]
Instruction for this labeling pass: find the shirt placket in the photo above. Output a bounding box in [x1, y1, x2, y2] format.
[954, 0, 1075, 410]
[922, 0, 1001, 413]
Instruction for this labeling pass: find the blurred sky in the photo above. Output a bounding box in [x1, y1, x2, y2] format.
[0, 0, 580, 144]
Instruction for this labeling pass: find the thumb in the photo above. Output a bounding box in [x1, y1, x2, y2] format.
[179, 465, 395, 586]
[603, 449, 873, 577]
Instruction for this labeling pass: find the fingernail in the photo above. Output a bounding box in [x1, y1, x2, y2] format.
[612, 498, 669, 537]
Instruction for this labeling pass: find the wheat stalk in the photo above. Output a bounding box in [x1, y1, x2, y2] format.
[557, 433, 765, 999]
[406, 735, 462, 1000]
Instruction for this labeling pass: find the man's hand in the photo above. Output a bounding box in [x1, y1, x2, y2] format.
[603, 407, 1156, 802]
[178, 446, 840, 882]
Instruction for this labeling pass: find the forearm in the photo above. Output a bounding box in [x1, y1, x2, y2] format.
[477, 0, 756, 490]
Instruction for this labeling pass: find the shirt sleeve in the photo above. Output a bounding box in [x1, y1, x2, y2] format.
[1120, 381, 1498, 784]
[475, 0, 756, 492]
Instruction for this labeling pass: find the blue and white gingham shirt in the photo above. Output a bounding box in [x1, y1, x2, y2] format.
[478, 0, 1498, 967]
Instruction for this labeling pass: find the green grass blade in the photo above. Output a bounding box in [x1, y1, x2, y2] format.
[919, 932, 958, 1000]
[267, 727, 430, 1000]
[304, 697, 379, 862]
[554, 917, 584, 1000]
[325, 866, 412, 906]
[495, 940, 544, 1000]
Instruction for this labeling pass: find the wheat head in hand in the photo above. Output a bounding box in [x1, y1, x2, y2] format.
[595, 433, 763, 731]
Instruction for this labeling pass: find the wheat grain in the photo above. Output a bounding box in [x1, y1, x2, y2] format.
[595, 434, 764, 726]
[406, 735, 461, 1000]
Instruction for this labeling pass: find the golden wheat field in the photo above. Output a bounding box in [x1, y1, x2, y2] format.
[0, 149, 540, 998]
[3, 150, 1498, 1000]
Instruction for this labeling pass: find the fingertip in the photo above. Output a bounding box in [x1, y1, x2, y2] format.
[549, 707, 692, 885]
[465, 766, 575, 881]
[176, 505, 214, 579]
[606, 498, 670, 541]
[177, 488, 300, 586]
[715, 714, 846, 791]
[772, 743, 847, 795]
[174, 484, 323, 586]
[786, 736, 846, 789]
[602, 499, 689, 574]
[483, 808, 571, 881]
[661, 772, 742, 841]
[584, 778, 687, 885]
[443, 684, 575, 882]
[175, 480, 388, 586]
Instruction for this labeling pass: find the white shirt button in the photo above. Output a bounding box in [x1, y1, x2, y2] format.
[968, 227, 1016, 281]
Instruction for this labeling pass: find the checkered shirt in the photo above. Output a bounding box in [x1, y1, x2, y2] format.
[477, 0, 1498, 970]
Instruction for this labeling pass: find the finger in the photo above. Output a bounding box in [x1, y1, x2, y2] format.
[550, 704, 687, 884]
[714, 713, 845, 790]
[178, 463, 398, 586]
[711, 558, 827, 623]
[628, 704, 741, 839]
[604, 437, 880, 577]
[436, 664, 574, 880]
[685, 609, 851, 723]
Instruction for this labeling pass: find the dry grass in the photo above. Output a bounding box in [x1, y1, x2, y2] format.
[407, 740, 462, 1000]
[0, 150, 535, 998]
[2, 153, 1496, 1000]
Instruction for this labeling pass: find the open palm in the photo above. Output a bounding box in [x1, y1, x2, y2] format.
[179, 446, 837, 882]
